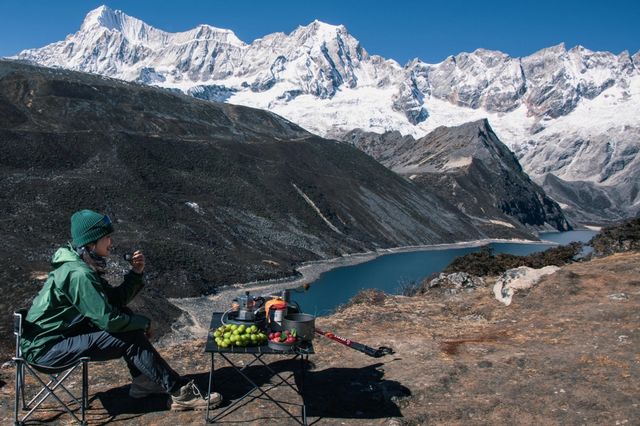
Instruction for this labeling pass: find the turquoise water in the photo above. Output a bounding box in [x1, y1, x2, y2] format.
[539, 230, 599, 245]
[292, 230, 598, 316]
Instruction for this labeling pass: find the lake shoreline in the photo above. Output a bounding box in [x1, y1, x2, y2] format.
[160, 236, 559, 345]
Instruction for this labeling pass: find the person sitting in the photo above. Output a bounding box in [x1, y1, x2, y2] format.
[20, 209, 221, 410]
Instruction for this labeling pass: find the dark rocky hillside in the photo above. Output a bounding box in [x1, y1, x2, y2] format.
[542, 173, 629, 225]
[0, 60, 486, 349]
[344, 120, 571, 237]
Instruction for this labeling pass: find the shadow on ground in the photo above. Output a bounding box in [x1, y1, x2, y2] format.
[95, 359, 408, 423]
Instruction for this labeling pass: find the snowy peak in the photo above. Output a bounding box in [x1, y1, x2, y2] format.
[170, 23, 246, 49]
[80, 5, 157, 43]
[292, 20, 350, 44]
[536, 42, 567, 55]
[520, 43, 637, 118]
[407, 42, 639, 119]
[19, 9, 368, 95]
[13, 8, 637, 127]
[185, 24, 245, 46]
[282, 20, 368, 94]
[80, 6, 244, 48]
[408, 48, 526, 112]
[80, 5, 135, 31]
[80, 5, 122, 31]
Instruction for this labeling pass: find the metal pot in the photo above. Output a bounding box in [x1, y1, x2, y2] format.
[234, 291, 261, 321]
[282, 313, 315, 341]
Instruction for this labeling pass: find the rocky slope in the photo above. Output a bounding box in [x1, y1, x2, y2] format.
[12, 6, 640, 223]
[1, 251, 637, 425]
[0, 59, 488, 351]
[345, 120, 571, 236]
[542, 173, 634, 225]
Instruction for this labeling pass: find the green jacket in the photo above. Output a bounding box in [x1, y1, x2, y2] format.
[21, 245, 150, 362]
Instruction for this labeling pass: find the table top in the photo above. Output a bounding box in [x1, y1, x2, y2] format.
[204, 312, 314, 355]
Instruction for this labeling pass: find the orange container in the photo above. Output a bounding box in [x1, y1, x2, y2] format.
[265, 299, 287, 331]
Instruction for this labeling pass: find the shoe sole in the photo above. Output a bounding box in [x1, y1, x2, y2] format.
[170, 398, 222, 411]
[170, 402, 215, 411]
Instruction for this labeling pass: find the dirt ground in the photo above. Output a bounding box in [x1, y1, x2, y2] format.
[1, 252, 638, 425]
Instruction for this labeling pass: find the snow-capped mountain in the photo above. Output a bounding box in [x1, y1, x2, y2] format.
[12, 5, 640, 223]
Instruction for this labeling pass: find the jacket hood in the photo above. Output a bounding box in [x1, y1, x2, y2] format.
[51, 244, 81, 268]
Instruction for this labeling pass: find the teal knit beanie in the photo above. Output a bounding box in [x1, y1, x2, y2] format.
[70, 209, 114, 248]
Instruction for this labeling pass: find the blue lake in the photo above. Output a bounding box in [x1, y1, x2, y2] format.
[293, 230, 598, 316]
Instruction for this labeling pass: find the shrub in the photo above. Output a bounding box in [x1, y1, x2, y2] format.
[443, 242, 583, 277]
[345, 289, 388, 306]
[397, 279, 421, 297]
[589, 217, 640, 256]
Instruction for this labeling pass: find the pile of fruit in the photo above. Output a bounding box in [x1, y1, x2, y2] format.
[269, 329, 298, 344]
[212, 323, 268, 348]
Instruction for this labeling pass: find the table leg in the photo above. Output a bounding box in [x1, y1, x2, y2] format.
[205, 352, 309, 425]
[300, 354, 307, 425]
[205, 353, 215, 422]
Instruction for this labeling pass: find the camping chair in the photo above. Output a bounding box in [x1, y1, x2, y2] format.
[13, 309, 90, 425]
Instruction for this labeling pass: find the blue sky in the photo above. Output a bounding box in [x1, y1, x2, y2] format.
[1, 0, 638, 64]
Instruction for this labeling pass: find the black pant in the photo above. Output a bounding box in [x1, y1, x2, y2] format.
[35, 329, 181, 393]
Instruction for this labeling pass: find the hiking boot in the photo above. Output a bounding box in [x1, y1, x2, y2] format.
[170, 379, 222, 411]
[129, 374, 168, 399]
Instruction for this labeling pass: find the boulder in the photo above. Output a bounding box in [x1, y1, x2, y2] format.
[427, 272, 484, 294]
[493, 266, 559, 305]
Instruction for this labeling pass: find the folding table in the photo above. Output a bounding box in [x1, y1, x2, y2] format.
[204, 312, 313, 425]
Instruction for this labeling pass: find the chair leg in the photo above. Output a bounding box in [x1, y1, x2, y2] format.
[13, 358, 90, 425]
[20, 363, 27, 411]
[27, 373, 72, 408]
[14, 360, 21, 425]
[51, 373, 82, 405]
[21, 364, 83, 424]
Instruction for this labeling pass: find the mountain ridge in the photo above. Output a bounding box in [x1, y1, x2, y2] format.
[11, 5, 640, 223]
[346, 119, 571, 235]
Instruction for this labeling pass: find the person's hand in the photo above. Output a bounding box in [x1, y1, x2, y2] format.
[145, 323, 153, 339]
[131, 250, 145, 274]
